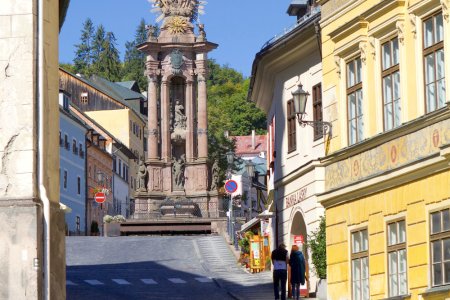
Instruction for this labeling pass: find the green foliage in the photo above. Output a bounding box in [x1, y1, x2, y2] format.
[73, 19, 121, 81]
[94, 31, 121, 81]
[73, 18, 94, 76]
[121, 19, 158, 92]
[206, 60, 267, 187]
[59, 63, 76, 74]
[238, 231, 255, 254]
[308, 216, 327, 279]
[207, 60, 266, 137]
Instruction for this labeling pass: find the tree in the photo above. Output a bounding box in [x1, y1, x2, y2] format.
[121, 19, 159, 92]
[94, 31, 121, 81]
[73, 18, 94, 75]
[206, 60, 266, 187]
[207, 60, 266, 137]
[308, 216, 327, 279]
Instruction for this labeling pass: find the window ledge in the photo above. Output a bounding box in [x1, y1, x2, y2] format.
[420, 285, 450, 296]
[380, 294, 411, 300]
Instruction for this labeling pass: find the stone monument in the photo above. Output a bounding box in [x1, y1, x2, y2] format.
[135, 0, 219, 218]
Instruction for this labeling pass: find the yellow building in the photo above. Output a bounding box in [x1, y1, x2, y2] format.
[318, 0, 450, 299]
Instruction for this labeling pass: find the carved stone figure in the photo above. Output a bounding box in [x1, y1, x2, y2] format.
[137, 160, 148, 192]
[150, 0, 205, 21]
[145, 25, 157, 41]
[172, 154, 186, 188]
[173, 100, 187, 130]
[197, 23, 206, 41]
[210, 159, 219, 190]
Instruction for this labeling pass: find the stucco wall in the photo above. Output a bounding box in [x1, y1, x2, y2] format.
[0, 0, 65, 299]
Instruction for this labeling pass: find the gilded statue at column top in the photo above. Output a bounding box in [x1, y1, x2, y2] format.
[150, 0, 206, 22]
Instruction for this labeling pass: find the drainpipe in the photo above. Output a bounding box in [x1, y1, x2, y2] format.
[37, 0, 50, 298]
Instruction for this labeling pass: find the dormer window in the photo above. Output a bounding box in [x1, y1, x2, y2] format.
[80, 92, 88, 104]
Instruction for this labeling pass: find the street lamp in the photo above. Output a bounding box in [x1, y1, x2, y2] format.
[291, 83, 332, 136]
[245, 160, 255, 179]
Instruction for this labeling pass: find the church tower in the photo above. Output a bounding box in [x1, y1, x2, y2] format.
[135, 0, 219, 217]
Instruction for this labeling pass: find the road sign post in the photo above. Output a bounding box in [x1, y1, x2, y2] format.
[224, 180, 238, 194]
[94, 192, 106, 204]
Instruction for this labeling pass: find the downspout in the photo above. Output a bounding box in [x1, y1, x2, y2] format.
[37, 0, 50, 298]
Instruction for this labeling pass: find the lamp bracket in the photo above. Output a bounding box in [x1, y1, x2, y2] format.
[297, 114, 332, 136]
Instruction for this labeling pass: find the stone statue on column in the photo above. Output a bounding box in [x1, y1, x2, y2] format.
[173, 100, 187, 130]
[137, 160, 148, 192]
[172, 154, 186, 188]
[210, 159, 220, 190]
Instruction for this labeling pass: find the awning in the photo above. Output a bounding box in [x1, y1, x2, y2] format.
[257, 210, 274, 219]
[240, 217, 260, 233]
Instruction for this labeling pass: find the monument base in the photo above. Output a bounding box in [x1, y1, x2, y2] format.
[132, 192, 222, 220]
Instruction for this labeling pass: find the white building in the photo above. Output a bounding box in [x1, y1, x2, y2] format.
[248, 1, 326, 297]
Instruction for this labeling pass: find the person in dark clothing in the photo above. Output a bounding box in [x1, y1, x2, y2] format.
[289, 245, 306, 300]
[272, 243, 289, 300]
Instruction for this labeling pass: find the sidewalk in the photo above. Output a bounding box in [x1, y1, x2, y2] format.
[205, 235, 317, 300]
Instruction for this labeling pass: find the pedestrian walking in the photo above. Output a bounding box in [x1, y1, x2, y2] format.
[289, 245, 306, 300]
[271, 243, 289, 300]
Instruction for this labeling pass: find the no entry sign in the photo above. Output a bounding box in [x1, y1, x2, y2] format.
[94, 192, 106, 204]
[224, 180, 238, 194]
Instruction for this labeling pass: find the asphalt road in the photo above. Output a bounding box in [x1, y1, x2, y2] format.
[66, 235, 242, 300]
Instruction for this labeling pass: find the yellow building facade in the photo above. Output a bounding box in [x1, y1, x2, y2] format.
[318, 0, 450, 299]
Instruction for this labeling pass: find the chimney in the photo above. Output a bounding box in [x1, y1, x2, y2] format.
[252, 130, 256, 150]
[224, 130, 229, 138]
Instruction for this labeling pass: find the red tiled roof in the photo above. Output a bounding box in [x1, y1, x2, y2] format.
[232, 135, 266, 156]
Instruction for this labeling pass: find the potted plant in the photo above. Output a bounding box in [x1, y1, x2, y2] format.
[90, 220, 99, 236]
[103, 214, 125, 237]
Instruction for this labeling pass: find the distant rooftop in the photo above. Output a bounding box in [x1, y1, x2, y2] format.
[232, 135, 266, 156]
[115, 81, 140, 93]
[260, 5, 320, 50]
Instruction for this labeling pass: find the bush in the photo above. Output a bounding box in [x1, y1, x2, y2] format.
[308, 216, 327, 279]
[113, 215, 126, 223]
[103, 215, 114, 223]
[103, 214, 126, 224]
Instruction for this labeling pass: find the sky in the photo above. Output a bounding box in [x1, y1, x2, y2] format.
[59, 0, 296, 77]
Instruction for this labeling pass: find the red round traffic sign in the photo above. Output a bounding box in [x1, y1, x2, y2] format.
[94, 192, 106, 204]
[224, 180, 238, 194]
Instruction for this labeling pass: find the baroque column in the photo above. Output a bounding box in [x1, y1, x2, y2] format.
[185, 79, 194, 162]
[196, 59, 208, 160]
[147, 72, 159, 160]
[161, 80, 170, 162]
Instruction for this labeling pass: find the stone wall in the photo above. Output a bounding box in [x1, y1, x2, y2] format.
[0, 0, 65, 299]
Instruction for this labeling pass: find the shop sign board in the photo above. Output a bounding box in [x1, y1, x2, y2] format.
[294, 235, 304, 247]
